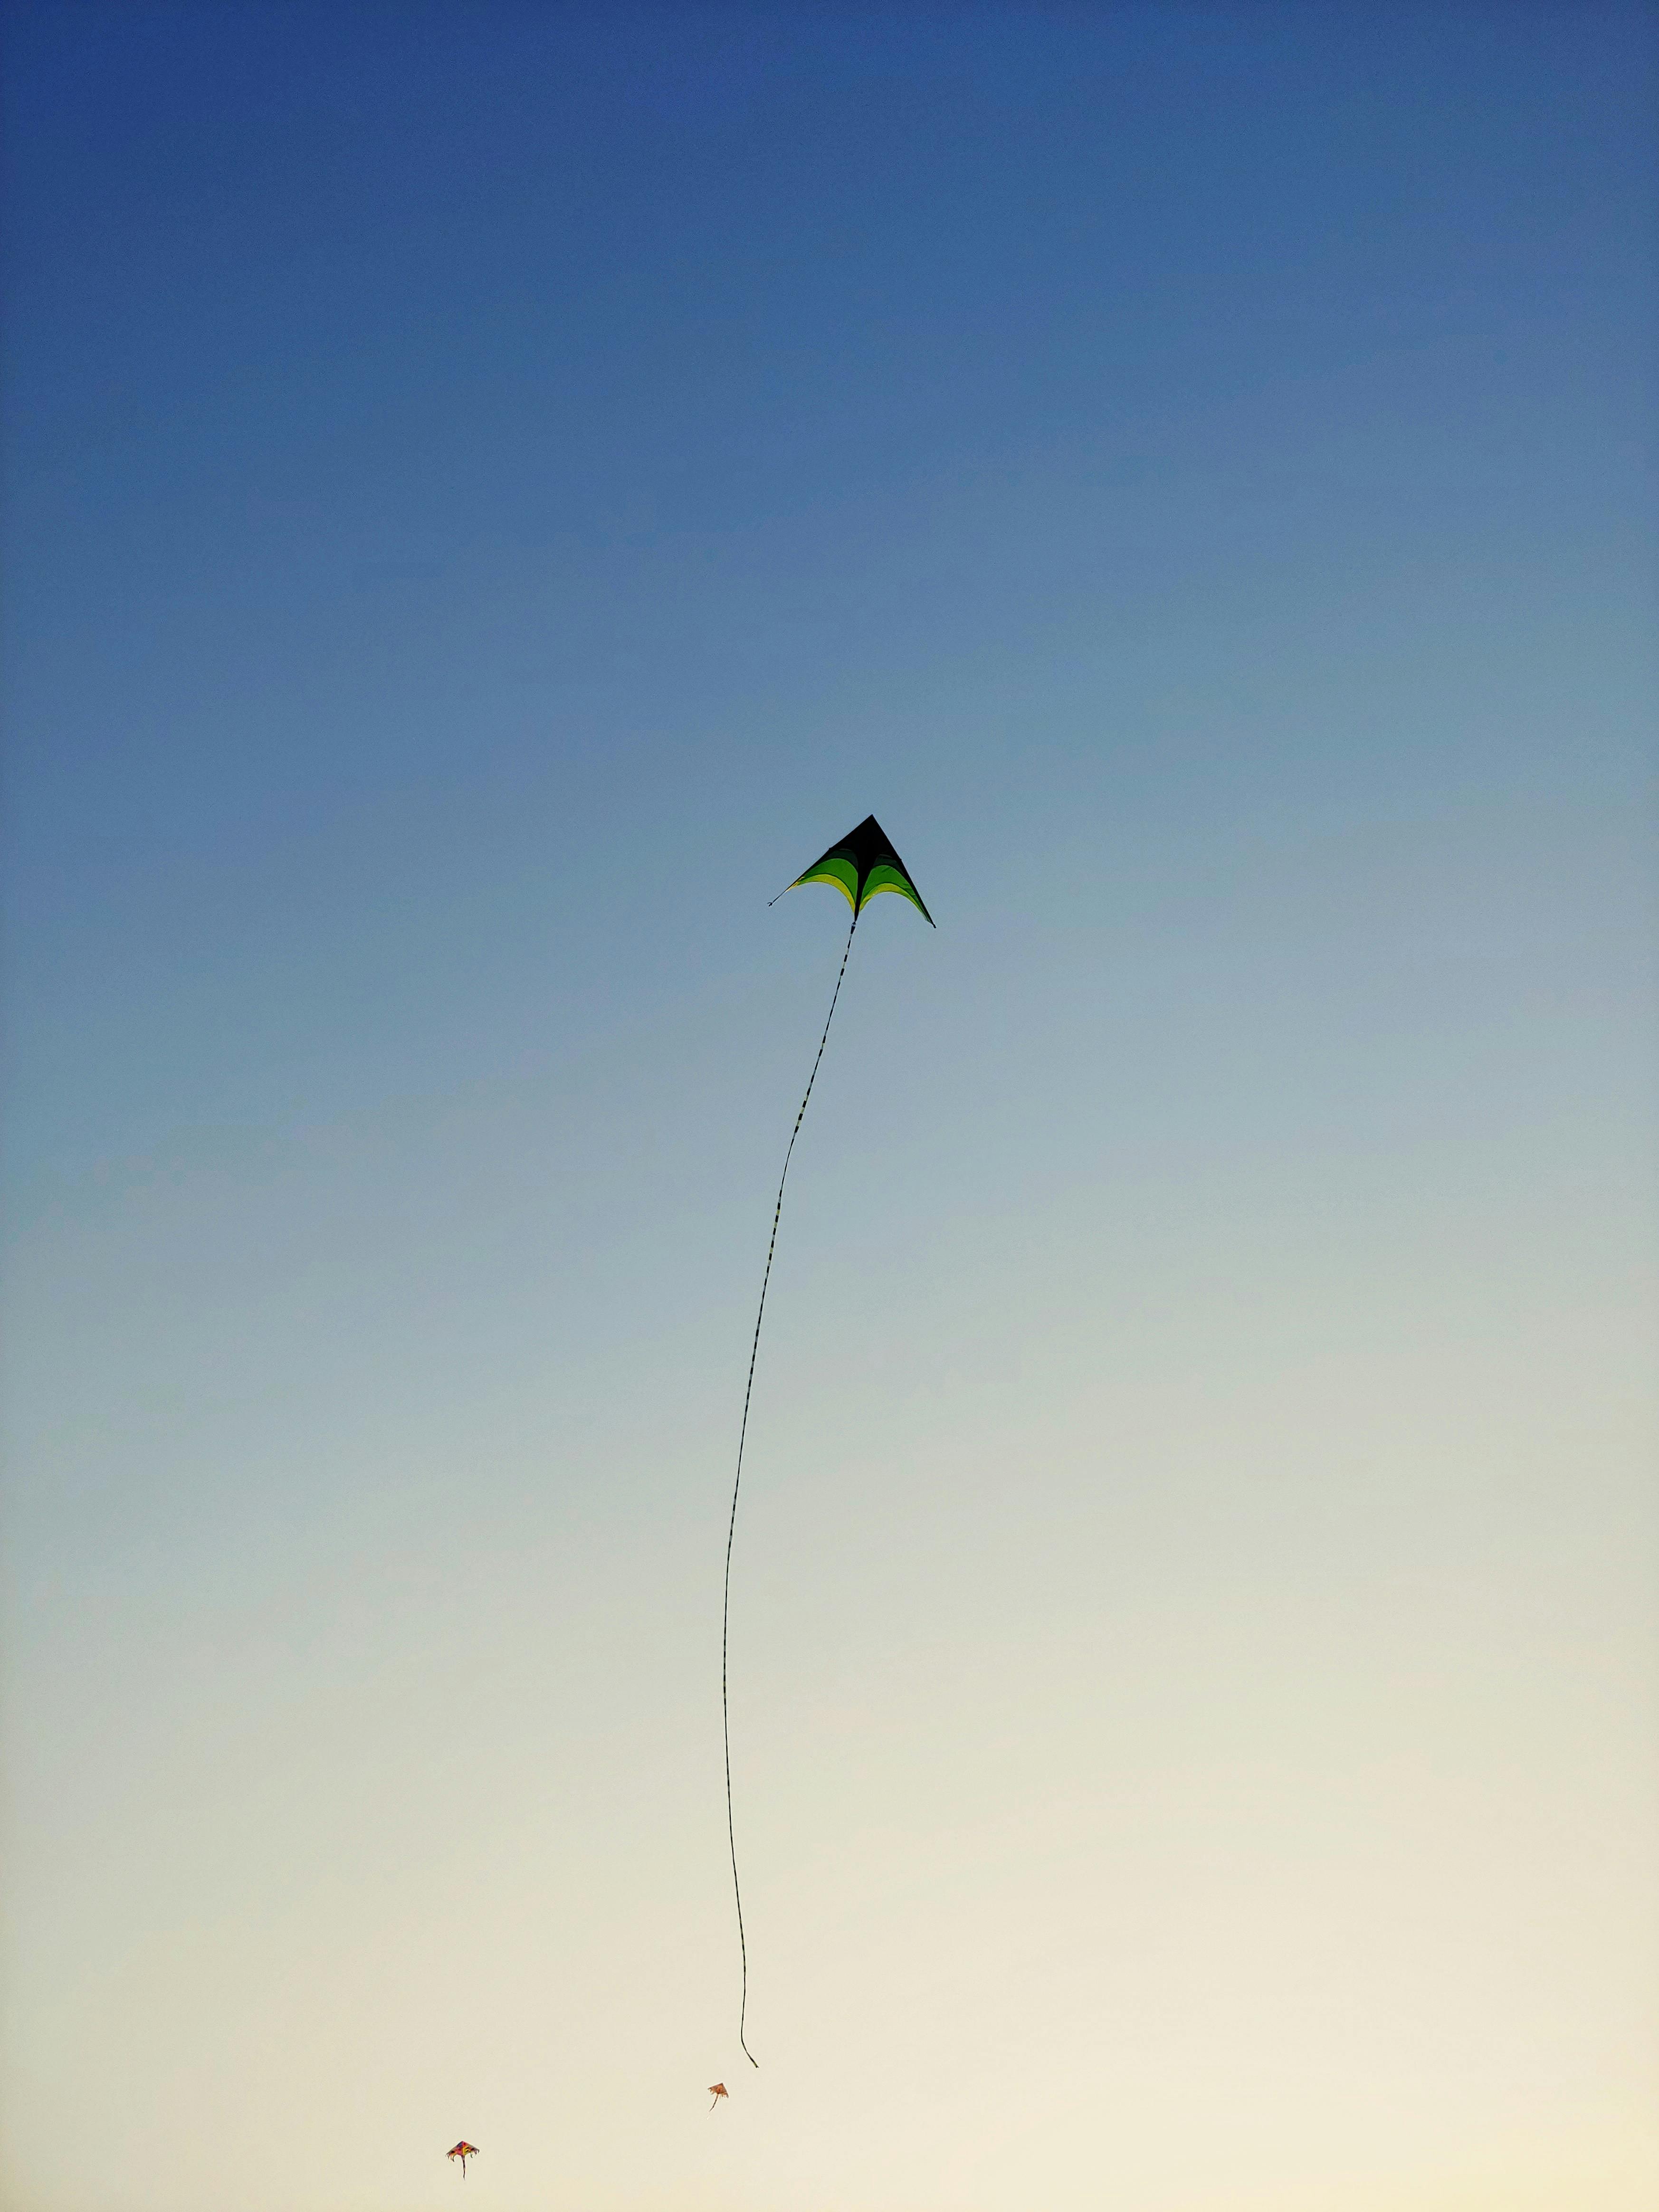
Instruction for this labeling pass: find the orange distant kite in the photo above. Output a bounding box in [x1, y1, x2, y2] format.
[708, 2082, 728, 2110]
[447, 2142, 479, 2176]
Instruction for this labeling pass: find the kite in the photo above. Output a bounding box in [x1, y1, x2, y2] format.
[708, 2081, 729, 2109]
[720, 815, 933, 2067]
[446, 2142, 479, 2177]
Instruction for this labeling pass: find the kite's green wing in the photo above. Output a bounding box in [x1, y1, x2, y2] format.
[792, 852, 861, 911]
[787, 814, 934, 925]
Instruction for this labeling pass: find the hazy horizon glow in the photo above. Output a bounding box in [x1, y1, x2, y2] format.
[2, 6, 1655, 2209]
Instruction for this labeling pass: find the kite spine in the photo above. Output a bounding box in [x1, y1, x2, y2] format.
[722, 903, 859, 2069]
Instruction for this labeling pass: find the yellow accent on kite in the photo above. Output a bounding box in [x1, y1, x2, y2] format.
[793, 856, 859, 908]
[858, 863, 926, 914]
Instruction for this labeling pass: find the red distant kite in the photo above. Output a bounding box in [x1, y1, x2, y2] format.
[447, 2142, 479, 2176]
[708, 2082, 728, 2110]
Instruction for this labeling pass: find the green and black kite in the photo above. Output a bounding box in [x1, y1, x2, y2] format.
[721, 815, 933, 2071]
[774, 813, 935, 926]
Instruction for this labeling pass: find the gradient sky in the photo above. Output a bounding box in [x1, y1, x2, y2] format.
[2, 6, 1656, 2209]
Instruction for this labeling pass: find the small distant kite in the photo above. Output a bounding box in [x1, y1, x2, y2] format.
[447, 2142, 479, 2176]
[720, 815, 934, 2068]
[708, 2081, 729, 2110]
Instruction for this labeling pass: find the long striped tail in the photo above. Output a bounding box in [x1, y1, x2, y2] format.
[721, 906, 860, 2066]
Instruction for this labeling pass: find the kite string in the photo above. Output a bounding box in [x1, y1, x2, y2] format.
[722, 903, 859, 2069]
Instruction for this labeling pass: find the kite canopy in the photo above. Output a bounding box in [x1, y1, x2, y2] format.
[785, 814, 934, 925]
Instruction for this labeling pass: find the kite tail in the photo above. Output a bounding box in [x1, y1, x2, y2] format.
[723, 903, 860, 2068]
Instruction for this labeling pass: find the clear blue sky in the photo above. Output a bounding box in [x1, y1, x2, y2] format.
[3, 7, 1655, 2210]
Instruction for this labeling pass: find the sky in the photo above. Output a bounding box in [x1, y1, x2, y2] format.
[1, 4, 1656, 2208]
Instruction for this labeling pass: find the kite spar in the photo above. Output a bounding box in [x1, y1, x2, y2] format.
[721, 815, 934, 2068]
